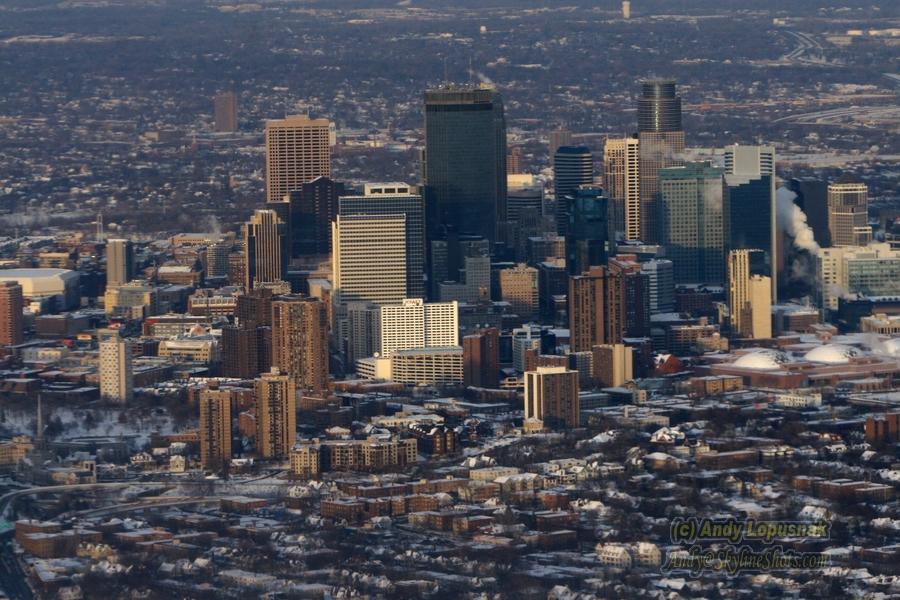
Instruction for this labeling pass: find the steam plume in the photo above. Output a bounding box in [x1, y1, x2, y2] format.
[776, 187, 819, 253]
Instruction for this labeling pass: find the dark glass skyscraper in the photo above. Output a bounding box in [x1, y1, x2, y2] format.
[565, 186, 610, 277]
[553, 146, 594, 235]
[637, 79, 685, 244]
[424, 85, 507, 243]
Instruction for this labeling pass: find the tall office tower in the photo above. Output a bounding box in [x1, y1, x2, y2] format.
[264, 115, 332, 203]
[213, 91, 238, 133]
[462, 327, 500, 388]
[637, 79, 685, 243]
[828, 177, 871, 247]
[568, 266, 624, 352]
[817, 243, 900, 311]
[553, 146, 594, 235]
[271, 296, 329, 394]
[378, 298, 459, 357]
[0, 282, 23, 346]
[604, 137, 640, 241]
[499, 264, 539, 320]
[548, 128, 573, 158]
[539, 259, 568, 321]
[339, 183, 425, 299]
[622, 0, 631, 19]
[728, 250, 772, 339]
[640, 259, 675, 313]
[609, 256, 650, 338]
[592, 343, 633, 388]
[724, 144, 777, 300]
[787, 178, 829, 248]
[424, 85, 506, 242]
[98, 330, 133, 404]
[206, 242, 231, 279]
[506, 175, 544, 224]
[288, 177, 346, 259]
[507, 146, 523, 174]
[106, 239, 134, 288]
[199, 384, 233, 471]
[659, 162, 728, 285]
[332, 213, 408, 307]
[346, 302, 381, 367]
[524, 366, 580, 429]
[243, 209, 287, 290]
[565, 186, 609, 276]
[254, 367, 296, 459]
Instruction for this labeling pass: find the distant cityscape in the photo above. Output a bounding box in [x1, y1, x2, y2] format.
[0, 0, 900, 599]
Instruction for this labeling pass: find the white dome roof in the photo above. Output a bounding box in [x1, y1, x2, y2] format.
[733, 350, 790, 370]
[803, 344, 860, 365]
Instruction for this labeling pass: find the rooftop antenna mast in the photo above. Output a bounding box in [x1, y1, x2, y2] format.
[96, 213, 104, 243]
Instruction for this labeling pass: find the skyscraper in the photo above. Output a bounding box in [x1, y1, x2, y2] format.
[603, 136, 640, 241]
[424, 85, 506, 242]
[728, 249, 772, 339]
[287, 176, 346, 259]
[339, 183, 425, 299]
[565, 186, 610, 277]
[553, 146, 594, 235]
[592, 344, 633, 388]
[548, 128, 573, 158]
[462, 327, 500, 389]
[640, 259, 675, 314]
[609, 256, 650, 338]
[243, 209, 287, 290]
[828, 177, 871, 247]
[725, 144, 777, 300]
[332, 213, 408, 307]
[0, 282, 23, 347]
[524, 366, 580, 429]
[199, 384, 233, 472]
[499, 264, 539, 321]
[98, 329, 133, 404]
[569, 266, 624, 352]
[264, 115, 332, 203]
[106, 239, 134, 288]
[213, 91, 238, 133]
[637, 79, 685, 243]
[271, 296, 329, 394]
[659, 162, 728, 285]
[255, 367, 296, 460]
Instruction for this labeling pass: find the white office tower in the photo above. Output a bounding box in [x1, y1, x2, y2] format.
[379, 298, 459, 357]
[641, 259, 675, 313]
[333, 213, 408, 307]
[817, 243, 900, 311]
[724, 144, 775, 177]
[99, 330, 133, 404]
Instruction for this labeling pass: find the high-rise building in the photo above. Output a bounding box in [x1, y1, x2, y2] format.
[725, 144, 777, 301]
[346, 303, 381, 367]
[828, 177, 871, 248]
[287, 176, 346, 259]
[787, 178, 829, 248]
[506, 175, 544, 224]
[332, 213, 408, 308]
[424, 85, 506, 242]
[199, 384, 233, 471]
[569, 266, 624, 352]
[640, 259, 675, 313]
[378, 298, 458, 358]
[609, 256, 650, 338]
[499, 264, 539, 320]
[339, 183, 425, 299]
[604, 137, 640, 241]
[622, 0, 631, 19]
[243, 209, 287, 290]
[106, 239, 134, 289]
[553, 146, 594, 235]
[512, 324, 543, 372]
[816, 243, 900, 311]
[98, 329, 133, 404]
[548, 128, 573, 158]
[264, 115, 332, 203]
[659, 162, 728, 285]
[727, 250, 772, 339]
[255, 367, 296, 460]
[462, 327, 500, 388]
[507, 146, 522, 175]
[565, 186, 609, 276]
[592, 343, 633, 388]
[0, 282, 23, 346]
[221, 324, 270, 379]
[524, 366, 580, 428]
[637, 79, 685, 243]
[213, 91, 238, 133]
[271, 296, 329, 394]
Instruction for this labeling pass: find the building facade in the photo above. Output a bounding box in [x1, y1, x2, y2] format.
[264, 115, 332, 203]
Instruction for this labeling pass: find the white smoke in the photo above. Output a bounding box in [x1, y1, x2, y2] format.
[776, 187, 819, 253]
